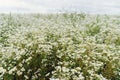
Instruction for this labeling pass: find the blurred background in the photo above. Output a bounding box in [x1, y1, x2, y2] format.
[0, 0, 120, 14]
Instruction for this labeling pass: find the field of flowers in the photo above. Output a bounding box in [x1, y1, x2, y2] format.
[0, 13, 120, 80]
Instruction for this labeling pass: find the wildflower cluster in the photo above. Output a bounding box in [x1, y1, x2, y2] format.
[0, 13, 120, 80]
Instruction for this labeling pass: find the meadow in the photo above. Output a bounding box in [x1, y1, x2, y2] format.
[0, 13, 120, 80]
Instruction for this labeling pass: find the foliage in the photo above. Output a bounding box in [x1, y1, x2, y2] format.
[0, 13, 120, 80]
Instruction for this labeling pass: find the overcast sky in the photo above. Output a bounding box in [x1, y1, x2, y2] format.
[0, 0, 120, 14]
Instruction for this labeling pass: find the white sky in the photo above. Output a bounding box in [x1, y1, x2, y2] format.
[0, 0, 120, 14]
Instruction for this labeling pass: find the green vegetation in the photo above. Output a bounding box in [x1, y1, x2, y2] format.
[0, 13, 120, 80]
